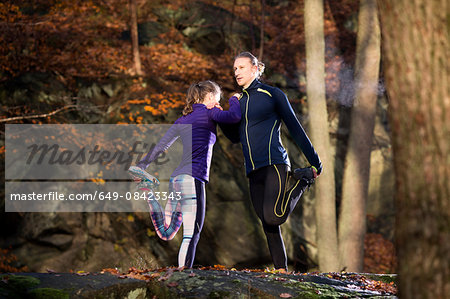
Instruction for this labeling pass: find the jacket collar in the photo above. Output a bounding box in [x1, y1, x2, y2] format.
[243, 79, 261, 91]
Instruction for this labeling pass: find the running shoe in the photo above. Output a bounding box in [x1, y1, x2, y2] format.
[128, 166, 160, 190]
[292, 167, 315, 188]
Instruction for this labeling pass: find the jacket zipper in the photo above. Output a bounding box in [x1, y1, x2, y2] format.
[268, 119, 277, 164]
[243, 90, 255, 170]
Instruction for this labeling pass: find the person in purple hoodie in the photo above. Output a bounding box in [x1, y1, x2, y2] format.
[129, 80, 241, 268]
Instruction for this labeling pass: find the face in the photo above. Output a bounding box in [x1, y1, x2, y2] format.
[234, 57, 258, 89]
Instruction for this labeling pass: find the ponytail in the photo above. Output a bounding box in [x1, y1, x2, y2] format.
[183, 81, 221, 116]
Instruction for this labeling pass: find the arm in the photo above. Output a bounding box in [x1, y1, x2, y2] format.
[273, 88, 323, 174]
[218, 122, 241, 143]
[210, 95, 241, 143]
[208, 96, 241, 124]
[136, 122, 180, 169]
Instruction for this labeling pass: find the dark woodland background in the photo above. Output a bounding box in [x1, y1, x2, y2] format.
[0, 0, 394, 273]
[0, 2, 448, 297]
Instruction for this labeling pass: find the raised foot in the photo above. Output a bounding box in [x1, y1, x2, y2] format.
[292, 167, 315, 187]
[128, 166, 160, 190]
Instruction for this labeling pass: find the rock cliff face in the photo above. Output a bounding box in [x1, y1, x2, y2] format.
[120, 2, 260, 55]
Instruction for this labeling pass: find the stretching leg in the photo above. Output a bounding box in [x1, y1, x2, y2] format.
[264, 164, 310, 226]
[147, 178, 183, 240]
[129, 166, 182, 240]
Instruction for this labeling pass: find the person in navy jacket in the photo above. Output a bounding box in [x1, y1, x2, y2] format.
[221, 52, 322, 271]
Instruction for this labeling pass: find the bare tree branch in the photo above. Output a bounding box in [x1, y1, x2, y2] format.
[0, 105, 77, 123]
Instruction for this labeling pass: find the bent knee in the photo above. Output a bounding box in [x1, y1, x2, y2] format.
[263, 212, 286, 226]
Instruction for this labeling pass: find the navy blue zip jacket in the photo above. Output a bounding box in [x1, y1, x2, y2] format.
[220, 79, 322, 176]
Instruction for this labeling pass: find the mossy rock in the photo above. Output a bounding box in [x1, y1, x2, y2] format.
[0, 275, 41, 299]
[208, 290, 232, 298]
[28, 288, 69, 299]
[0, 274, 40, 290]
[364, 273, 397, 284]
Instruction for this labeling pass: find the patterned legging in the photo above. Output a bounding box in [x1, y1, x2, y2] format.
[148, 174, 205, 268]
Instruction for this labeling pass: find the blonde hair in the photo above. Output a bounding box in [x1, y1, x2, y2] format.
[183, 80, 221, 116]
[234, 51, 265, 79]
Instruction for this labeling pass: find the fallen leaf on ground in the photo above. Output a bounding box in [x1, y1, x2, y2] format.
[213, 264, 227, 270]
[158, 269, 174, 281]
[101, 268, 120, 275]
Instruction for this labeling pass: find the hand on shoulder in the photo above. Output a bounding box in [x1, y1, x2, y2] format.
[206, 102, 222, 110]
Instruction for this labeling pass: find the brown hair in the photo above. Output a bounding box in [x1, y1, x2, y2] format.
[234, 51, 265, 78]
[183, 80, 221, 116]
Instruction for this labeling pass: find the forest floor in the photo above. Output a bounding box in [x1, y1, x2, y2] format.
[1, 267, 397, 298]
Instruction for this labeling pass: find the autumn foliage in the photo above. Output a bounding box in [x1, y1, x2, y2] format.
[1, 0, 358, 124]
[364, 233, 397, 274]
[0, 1, 223, 123]
[0, 248, 28, 273]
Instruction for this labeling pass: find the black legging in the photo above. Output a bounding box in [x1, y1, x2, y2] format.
[248, 164, 309, 270]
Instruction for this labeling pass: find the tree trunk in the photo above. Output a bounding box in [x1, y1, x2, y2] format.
[304, 0, 339, 272]
[258, 0, 265, 60]
[338, 0, 380, 272]
[130, 0, 143, 76]
[377, 0, 449, 297]
[249, 0, 256, 53]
